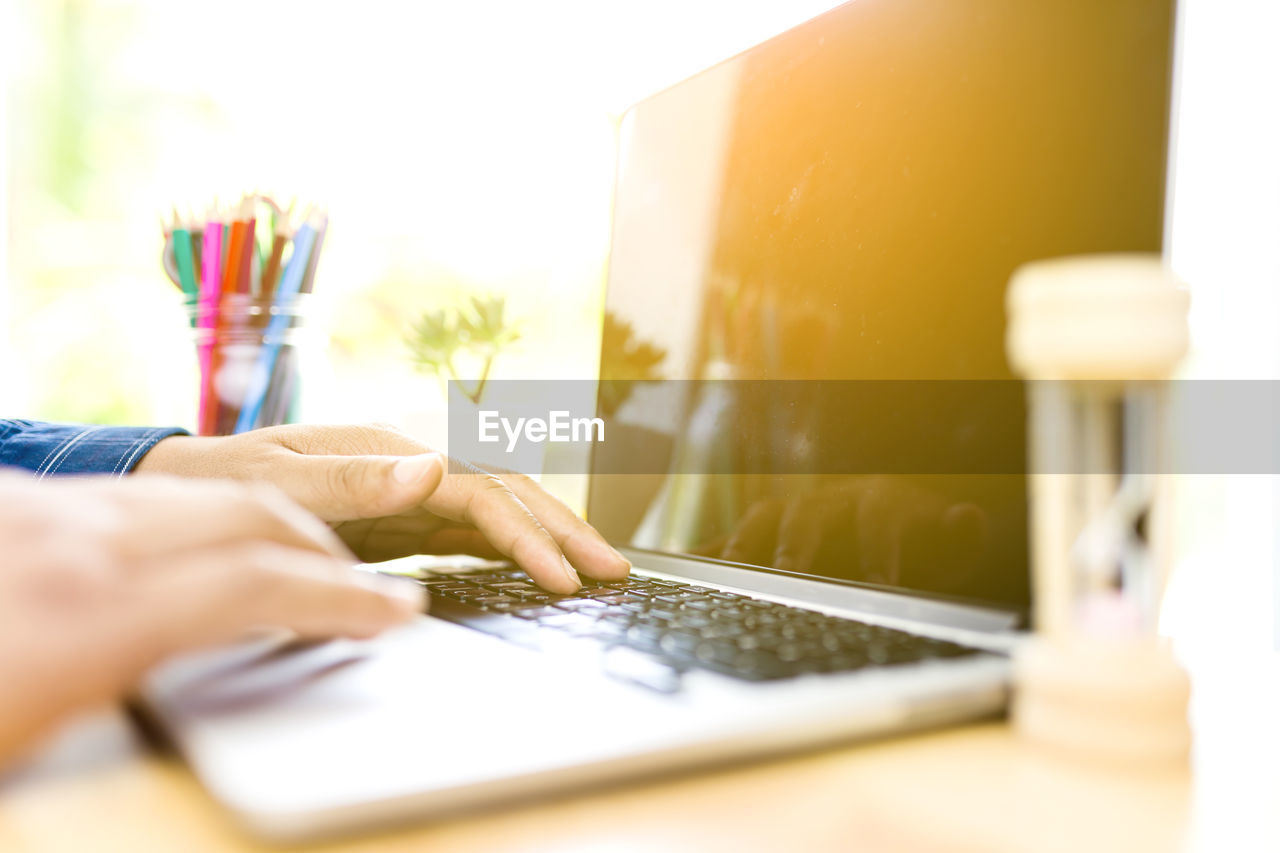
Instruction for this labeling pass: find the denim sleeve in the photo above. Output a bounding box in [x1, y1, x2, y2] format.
[0, 420, 189, 477]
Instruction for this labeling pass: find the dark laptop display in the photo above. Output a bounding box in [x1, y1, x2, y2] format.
[589, 0, 1176, 610]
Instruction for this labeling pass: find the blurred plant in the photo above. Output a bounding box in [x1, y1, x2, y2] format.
[598, 311, 666, 416]
[406, 295, 521, 404]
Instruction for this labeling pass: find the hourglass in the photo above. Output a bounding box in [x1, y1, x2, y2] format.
[1006, 254, 1192, 766]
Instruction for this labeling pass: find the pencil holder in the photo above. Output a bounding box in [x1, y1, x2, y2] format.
[187, 293, 310, 436]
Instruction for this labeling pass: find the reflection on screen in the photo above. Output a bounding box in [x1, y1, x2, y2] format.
[589, 0, 1175, 609]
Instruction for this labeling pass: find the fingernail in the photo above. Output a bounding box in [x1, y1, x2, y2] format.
[561, 555, 581, 589]
[393, 453, 442, 485]
[611, 547, 631, 570]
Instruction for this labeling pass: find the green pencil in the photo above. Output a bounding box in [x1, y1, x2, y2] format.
[171, 225, 200, 304]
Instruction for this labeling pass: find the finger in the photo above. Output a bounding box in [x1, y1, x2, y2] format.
[272, 451, 445, 522]
[102, 477, 353, 562]
[133, 543, 425, 657]
[494, 473, 630, 581]
[425, 469, 581, 593]
[721, 500, 783, 565]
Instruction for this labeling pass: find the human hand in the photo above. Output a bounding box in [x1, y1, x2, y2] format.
[0, 472, 422, 767]
[135, 424, 631, 593]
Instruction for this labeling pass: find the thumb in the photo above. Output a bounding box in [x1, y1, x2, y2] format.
[289, 452, 445, 521]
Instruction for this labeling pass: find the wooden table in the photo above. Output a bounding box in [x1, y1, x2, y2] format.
[1, 649, 1274, 853]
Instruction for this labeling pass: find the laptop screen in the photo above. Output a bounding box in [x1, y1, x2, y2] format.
[588, 0, 1175, 611]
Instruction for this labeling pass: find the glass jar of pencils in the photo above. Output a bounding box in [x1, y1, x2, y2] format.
[186, 292, 310, 435]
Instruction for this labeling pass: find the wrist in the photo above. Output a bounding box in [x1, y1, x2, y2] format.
[133, 435, 224, 477]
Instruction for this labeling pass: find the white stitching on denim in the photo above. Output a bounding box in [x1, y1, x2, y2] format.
[114, 428, 165, 477]
[113, 430, 142, 476]
[34, 429, 76, 474]
[111, 433, 137, 476]
[39, 426, 104, 478]
[113, 434, 140, 476]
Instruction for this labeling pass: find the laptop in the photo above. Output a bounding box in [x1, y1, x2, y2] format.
[140, 0, 1176, 841]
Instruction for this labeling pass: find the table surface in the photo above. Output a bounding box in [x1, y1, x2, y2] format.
[0, 714, 1196, 853]
[1, 641, 1276, 853]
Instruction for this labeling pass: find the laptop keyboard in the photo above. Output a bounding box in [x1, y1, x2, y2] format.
[415, 566, 983, 691]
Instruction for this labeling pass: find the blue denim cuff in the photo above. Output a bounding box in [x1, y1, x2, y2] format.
[0, 420, 190, 478]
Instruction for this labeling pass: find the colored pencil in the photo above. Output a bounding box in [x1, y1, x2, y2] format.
[261, 222, 290, 298]
[300, 207, 328, 294]
[221, 214, 249, 295]
[234, 209, 319, 433]
[171, 223, 200, 304]
[238, 214, 256, 295]
[197, 207, 225, 436]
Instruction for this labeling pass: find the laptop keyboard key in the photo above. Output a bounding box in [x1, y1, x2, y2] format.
[554, 599, 608, 615]
[730, 652, 791, 680]
[700, 622, 747, 641]
[693, 641, 741, 665]
[461, 595, 516, 606]
[819, 653, 871, 673]
[511, 605, 565, 621]
[657, 630, 703, 657]
[483, 601, 526, 614]
[673, 613, 713, 631]
[419, 578, 468, 588]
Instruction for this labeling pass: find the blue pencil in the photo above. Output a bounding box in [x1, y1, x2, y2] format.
[234, 209, 321, 433]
